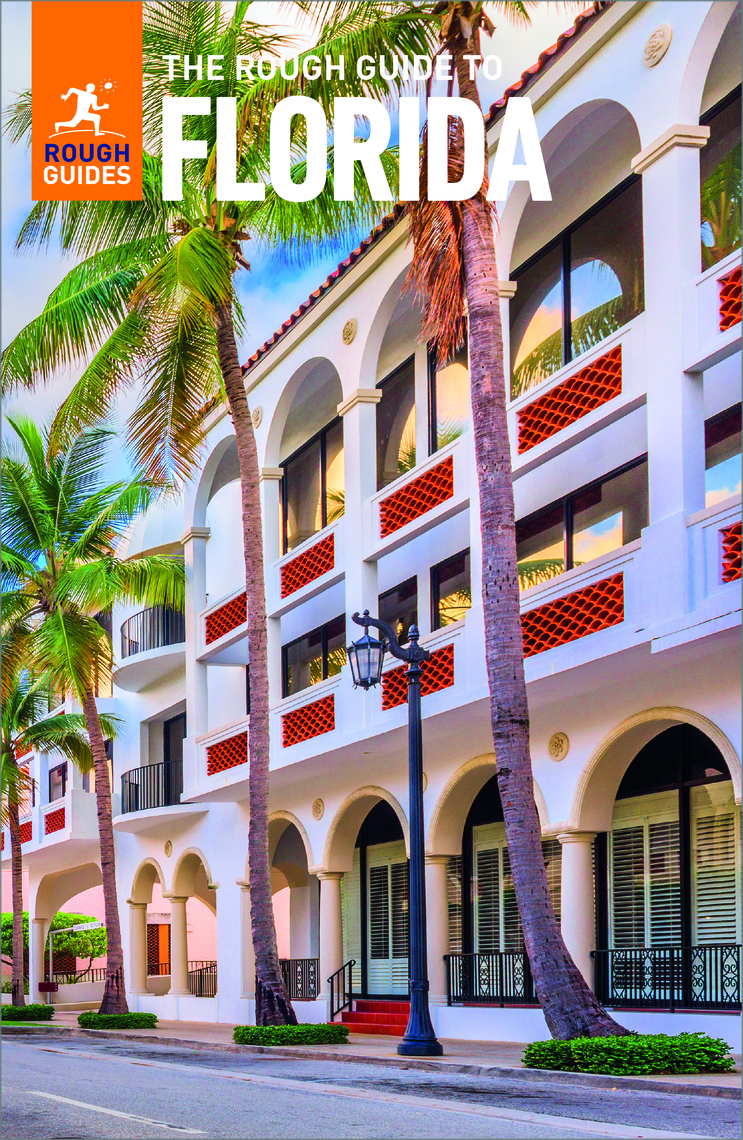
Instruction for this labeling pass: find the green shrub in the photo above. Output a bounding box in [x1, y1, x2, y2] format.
[523, 1032, 735, 1076]
[1, 979, 29, 994]
[77, 1012, 158, 1030]
[233, 1023, 350, 1047]
[1, 1003, 54, 1021]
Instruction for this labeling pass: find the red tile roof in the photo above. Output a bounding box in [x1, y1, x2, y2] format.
[239, 2, 612, 378]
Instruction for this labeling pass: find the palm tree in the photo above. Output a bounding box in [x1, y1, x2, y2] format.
[1, 650, 118, 1008]
[2, 1, 436, 1025]
[405, 0, 626, 1039]
[1, 416, 184, 1014]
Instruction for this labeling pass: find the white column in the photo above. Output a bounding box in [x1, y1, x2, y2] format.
[317, 872, 344, 1001]
[338, 390, 382, 629]
[238, 882, 256, 1002]
[633, 129, 708, 622]
[260, 469, 284, 709]
[180, 527, 210, 785]
[557, 831, 597, 988]
[168, 896, 190, 995]
[425, 855, 451, 1005]
[128, 902, 148, 995]
[30, 918, 46, 1004]
[289, 885, 312, 959]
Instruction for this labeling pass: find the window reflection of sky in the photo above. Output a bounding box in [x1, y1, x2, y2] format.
[705, 457, 742, 507]
[514, 281, 562, 369]
[574, 512, 623, 563]
[570, 261, 622, 321]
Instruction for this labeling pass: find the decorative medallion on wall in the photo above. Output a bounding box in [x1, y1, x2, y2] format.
[548, 732, 569, 761]
[312, 798, 324, 820]
[164, 840, 172, 857]
[643, 24, 672, 67]
[251, 406, 263, 429]
[342, 318, 358, 345]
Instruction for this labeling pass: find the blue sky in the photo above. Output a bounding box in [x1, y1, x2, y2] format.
[1, 1, 587, 468]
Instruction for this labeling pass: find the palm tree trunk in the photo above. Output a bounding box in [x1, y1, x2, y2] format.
[80, 686, 128, 1014]
[450, 34, 626, 1039]
[8, 797, 26, 1007]
[215, 301, 296, 1026]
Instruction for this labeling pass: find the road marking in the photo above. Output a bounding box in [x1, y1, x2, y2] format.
[27, 1091, 206, 1134]
[13, 1043, 715, 1140]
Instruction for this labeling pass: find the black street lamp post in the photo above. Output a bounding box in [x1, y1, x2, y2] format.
[348, 610, 443, 1057]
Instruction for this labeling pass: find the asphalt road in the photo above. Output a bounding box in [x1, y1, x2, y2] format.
[1, 1035, 739, 1140]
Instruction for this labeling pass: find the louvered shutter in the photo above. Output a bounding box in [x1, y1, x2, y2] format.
[390, 861, 410, 994]
[542, 838, 562, 927]
[648, 821, 680, 946]
[341, 850, 361, 991]
[475, 847, 500, 953]
[611, 826, 645, 948]
[694, 812, 738, 943]
[501, 847, 524, 952]
[447, 856, 463, 953]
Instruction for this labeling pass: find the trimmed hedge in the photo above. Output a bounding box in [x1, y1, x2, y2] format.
[523, 1032, 735, 1076]
[1, 1003, 54, 1021]
[233, 1023, 350, 1047]
[77, 1012, 158, 1030]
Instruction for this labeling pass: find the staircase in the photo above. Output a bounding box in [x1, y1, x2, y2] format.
[341, 998, 410, 1036]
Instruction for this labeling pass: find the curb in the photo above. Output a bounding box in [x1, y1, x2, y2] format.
[3, 1025, 740, 1099]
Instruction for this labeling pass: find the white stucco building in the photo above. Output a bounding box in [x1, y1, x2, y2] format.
[5, 0, 741, 1045]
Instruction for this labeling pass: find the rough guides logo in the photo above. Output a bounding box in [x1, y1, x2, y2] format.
[32, 1, 142, 201]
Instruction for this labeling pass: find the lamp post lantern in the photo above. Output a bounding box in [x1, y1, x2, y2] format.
[348, 610, 443, 1057]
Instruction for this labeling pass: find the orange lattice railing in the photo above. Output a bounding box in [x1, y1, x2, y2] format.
[281, 533, 335, 598]
[719, 266, 742, 332]
[44, 808, 65, 835]
[517, 346, 622, 454]
[721, 521, 742, 583]
[379, 456, 454, 538]
[205, 591, 247, 644]
[381, 643, 455, 711]
[282, 694, 335, 748]
[19, 820, 32, 844]
[14, 742, 31, 761]
[206, 730, 248, 776]
[521, 574, 624, 657]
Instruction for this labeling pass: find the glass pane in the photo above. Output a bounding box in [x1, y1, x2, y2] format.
[434, 551, 471, 628]
[377, 359, 416, 489]
[164, 714, 186, 766]
[325, 420, 345, 525]
[705, 406, 741, 507]
[700, 93, 741, 269]
[325, 615, 347, 678]
[369, 865, 390, 959]
[510, 242, 563, 398]
[49, 764, 66, 802]
[570, 180, 644, 361]
[433, 345, 469, 450]
[516, 503, 564, 591]
[284, 438, 322, 552]
[572, 461, 648, 567]
[283, 628, 323, 696]
[379, 577, 418, 645]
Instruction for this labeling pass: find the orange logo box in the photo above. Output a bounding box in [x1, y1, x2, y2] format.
[32, 1, 142, 200]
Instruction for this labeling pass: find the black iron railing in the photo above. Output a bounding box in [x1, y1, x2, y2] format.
[121, 606, 185, 659]
[280, 958, 318, 1000]
[51, 968, 107, 985]
[121, 758, 183, 814]
[445, 952, 536, 1006]
[147, 961, 170, 977]
[592, 945, 741, 1011]
[329, 959, 355, 1020]
[188, 960, 217, 997]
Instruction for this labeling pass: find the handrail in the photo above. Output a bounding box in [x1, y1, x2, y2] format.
[121, 758, 183, 814]
[121, 605, 185, 659]
[328, 959, 355, 1020]
[591, 945, 741, 1011]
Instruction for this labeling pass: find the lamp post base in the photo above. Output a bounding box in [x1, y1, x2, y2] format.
[397, 1036, 444, 1057]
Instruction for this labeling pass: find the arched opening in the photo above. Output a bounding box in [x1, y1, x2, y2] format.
[595, 724, 741, 1010]
[268, 819, 319, 998]
[30, 864, 105, 1000]
[164, 851, 217, 998]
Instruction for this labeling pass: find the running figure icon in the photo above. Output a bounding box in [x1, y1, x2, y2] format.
[55, 84, 109, 136]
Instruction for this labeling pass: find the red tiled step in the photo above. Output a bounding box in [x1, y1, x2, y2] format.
[353, 1000, 410, 1014]
[341, 1011, 409, 1027]
[345, 1022, 403, 1035]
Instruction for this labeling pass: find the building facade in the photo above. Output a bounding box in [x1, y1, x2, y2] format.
[4, 0, 741, 1045]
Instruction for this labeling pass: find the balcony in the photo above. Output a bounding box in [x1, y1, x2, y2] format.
[685, 248, 741, 373]
[198, 587, 248, 663]
[1, 789, 99, 870]
[114, 606, 185, 692]
[116, 758, 206, 833]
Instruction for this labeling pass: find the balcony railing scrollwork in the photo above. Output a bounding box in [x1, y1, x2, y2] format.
[445, 952, 536, 1006]
[121, 758, 183, 814]
[592, 945, 741, 1011]
[121, 606, 185, 659]
[279, 957, 318, 1000]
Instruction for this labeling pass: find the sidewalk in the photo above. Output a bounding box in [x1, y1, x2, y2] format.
[5, 1011, 741, 1099]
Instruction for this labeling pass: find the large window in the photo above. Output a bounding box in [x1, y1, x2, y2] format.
[705, 404, 741, 507]
[281, 419, 344, 554]
[431, 550, 472, 629]
[282, 615, 346, 697]
[516, 459, 648, 591]
[700, 88, 741, 270]
[377, 357, 416, 489]
[510, 178, 645, 398]
[379, 578, 417, 646]
[48, 763, 67, 802]
[429, 344, 469, 453]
